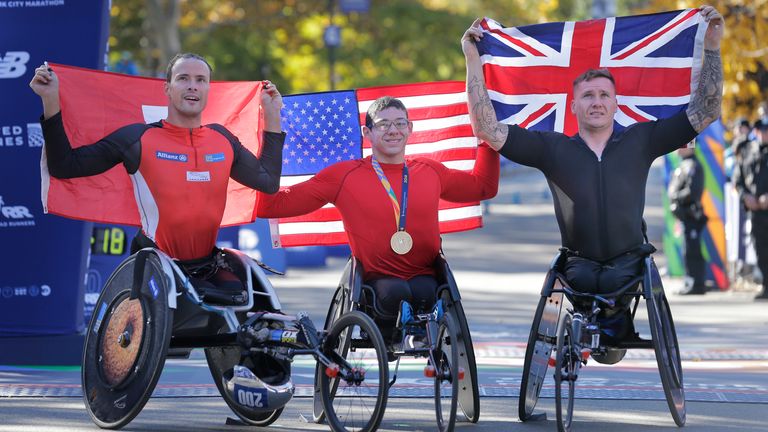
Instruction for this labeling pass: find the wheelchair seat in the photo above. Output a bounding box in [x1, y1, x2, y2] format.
[316, 252, 481, 425]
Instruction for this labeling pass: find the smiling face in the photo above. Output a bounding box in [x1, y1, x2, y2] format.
[363, 107, 413, 164]
[164, 57, 211, 126]
[571, 76, 618, 133]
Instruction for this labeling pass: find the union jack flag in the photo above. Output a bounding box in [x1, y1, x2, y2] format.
[269, 81, 482, 247]
[476, 9, 707, 136]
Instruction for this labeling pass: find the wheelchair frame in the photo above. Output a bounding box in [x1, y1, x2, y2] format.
[312, 252, 481, 432]
[518, 250, 685, 431]
[81, 247, 389, 432]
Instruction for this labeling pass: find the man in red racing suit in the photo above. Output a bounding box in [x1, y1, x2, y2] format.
[30, 53, 285, 262]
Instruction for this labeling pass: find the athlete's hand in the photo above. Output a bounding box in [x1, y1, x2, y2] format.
[262, 80, 283, 133]
[462, 18, 484, 59]
[700, 5, 724, 50]
[29, 63, 61, 119]
[262, 80, 283, 113]
[29, 63, 58, 99]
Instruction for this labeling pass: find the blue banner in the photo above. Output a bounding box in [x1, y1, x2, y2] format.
[0, 0, 111, 335]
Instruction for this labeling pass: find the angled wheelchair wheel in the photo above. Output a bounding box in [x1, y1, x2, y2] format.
[81, 252, 174, 429]
[320, 311, 388, 432]
[313, 286, 350, 423]
[205, 346, 284, 426]
[519, 289, 564, 421]
[439, 290, 480, 423]
[554, 314, 579, 432]
[648, 290, 686, 426]
[434, 313, 460, 432]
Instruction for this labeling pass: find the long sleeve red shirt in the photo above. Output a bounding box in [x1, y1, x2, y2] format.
[257, 145, 499, 279]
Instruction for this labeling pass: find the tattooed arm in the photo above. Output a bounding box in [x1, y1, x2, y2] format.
[686, 5, 724, 133]
[462, 19, 508, 151]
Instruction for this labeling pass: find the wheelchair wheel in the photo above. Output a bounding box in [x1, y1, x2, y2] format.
[440, 291, 480, 423]
[648, 290, 686, 426]
[519, 290, 564, 421]
[81, 252, 174, 429]
[434, 313, 459, 432]
[554, 314, 579, 432]
[313, 286, 350, 423]
[320, 310, 388, 432]
[205, 346, 284, 426]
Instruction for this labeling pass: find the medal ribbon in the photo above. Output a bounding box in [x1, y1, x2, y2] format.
[371, 156, 408, 232]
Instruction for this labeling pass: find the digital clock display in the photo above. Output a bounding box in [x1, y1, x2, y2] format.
[90, 226, 127, 256]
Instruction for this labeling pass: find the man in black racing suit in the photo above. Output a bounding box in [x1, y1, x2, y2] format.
[462, 6, 724, 351]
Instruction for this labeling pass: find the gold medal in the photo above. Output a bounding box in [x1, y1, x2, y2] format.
[390, 230, 413, 255]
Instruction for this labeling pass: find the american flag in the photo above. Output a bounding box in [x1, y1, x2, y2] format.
[268, 81, 482, 247]
[476, 9, 706, 136]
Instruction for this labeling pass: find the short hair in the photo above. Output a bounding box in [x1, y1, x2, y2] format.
[755, 118, 768, 130]
[165, 53, 213, 83]
[365, 96, 408, 129]
[573, 68, 615, 90]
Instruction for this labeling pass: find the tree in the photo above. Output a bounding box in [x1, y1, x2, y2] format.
[631, 0, 768, 129]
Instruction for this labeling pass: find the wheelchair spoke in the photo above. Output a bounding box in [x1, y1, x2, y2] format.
[321, 311, 388, 432]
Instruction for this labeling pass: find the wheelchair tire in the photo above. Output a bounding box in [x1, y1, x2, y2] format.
[320, 311, 388, 432]
[434, 313, 459, 432]
[82, 252, 174, 429]
[554, 314, 579, 432]
[205, 346, 284, 426]
[519, 290, 564, 421]
[648, 290, 686, 426]
[439, 290, 480, 423]
[313, 285, 350, 424]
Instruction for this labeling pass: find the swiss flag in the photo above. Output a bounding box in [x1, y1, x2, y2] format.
[42, 64, 265, 226]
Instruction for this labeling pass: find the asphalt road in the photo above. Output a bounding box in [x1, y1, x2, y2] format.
[2, 162, 767, 431]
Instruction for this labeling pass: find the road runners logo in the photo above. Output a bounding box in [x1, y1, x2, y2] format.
[0, 195, 36, 227]
[0, 51, 30, 79]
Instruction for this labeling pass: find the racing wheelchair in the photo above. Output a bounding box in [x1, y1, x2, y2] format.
[518, 247, 685, 432]
[312, 252, 480, 432]
[81, 247, 389, 432]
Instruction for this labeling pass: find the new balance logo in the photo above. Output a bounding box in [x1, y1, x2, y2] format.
[0, 51, 30, 79]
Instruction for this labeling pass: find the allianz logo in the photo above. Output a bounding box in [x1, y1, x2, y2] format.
[0, 51, 30, 79]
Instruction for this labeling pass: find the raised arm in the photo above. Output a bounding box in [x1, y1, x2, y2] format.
[436, 143, 499, 202]
[230, 81, 286, 193]
[256, 164, 342, 219]
[462, 19, 508, 151]
[31, 64, 136, 178]
[686, 5, 724, 133]
[29, 63, 60, 120]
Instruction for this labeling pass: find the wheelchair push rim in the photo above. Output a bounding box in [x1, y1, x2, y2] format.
[434, 313, 460, 432]
[519, 290, 564, 421]
[313, 285, 349, 424]
[648, 290, 686, 426]
[81, 253, 174, 429]
[320, 310, 389, 432]
[439, 290, 480, 423]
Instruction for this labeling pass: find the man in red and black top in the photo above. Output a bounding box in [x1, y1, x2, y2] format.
[257, 96, 499, 317]
[29, 53, 285, 263]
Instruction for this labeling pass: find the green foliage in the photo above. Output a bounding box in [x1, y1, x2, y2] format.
[109, 0, 765, 119]
[631, 0, 768, 130]
[108, 0, 569, 92]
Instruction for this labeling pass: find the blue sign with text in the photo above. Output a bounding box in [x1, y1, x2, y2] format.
[0, 0, 111, 336]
